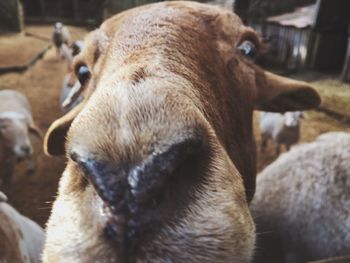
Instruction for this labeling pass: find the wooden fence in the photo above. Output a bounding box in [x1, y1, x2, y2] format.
[250, 22, 311, 71]
[23, 0, 162, 25]
[24, 0, 106, 25]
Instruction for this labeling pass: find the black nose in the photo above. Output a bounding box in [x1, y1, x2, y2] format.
[71, 136, 203, 206]
[70, 135, 204, 249]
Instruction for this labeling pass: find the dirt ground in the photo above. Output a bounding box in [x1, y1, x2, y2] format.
[0, 24, 349, 228]
[0, 25, 88, 226]
[0, 33, 48, 68]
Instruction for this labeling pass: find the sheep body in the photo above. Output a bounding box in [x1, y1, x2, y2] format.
[59, 40, 84, 113]
[0, 192, 45, 263]
[252, 132, 350, 263]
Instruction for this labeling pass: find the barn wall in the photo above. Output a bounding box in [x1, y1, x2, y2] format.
[24, 0, 105, 26]
[0, 0, 23, 32]
[250, 22, 310, 71]
[310, 0, 350, 72]
[104, 0, 161, 18]
[103, 0, 208, 19]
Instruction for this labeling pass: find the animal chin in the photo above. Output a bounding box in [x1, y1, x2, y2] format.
[98, 198, 157, 262]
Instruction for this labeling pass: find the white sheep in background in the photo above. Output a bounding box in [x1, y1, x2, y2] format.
[59, 43, 73, 68]
[52, 22, 71, 58]
[59, 74, 83, 113]
[59, 40, 84, 113]
[252, 132, 350, 263]
[0, 191, 45, 263]
[0, 90, 42, 185]
[259, 111, 303, 155]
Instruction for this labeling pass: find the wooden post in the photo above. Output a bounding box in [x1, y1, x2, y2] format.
[340, 37, 350, 82]
[39, 0, 45, 19]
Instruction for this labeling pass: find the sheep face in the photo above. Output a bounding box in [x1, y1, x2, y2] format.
[0, 113, 33, 161]
[54, 22, 63, 30]
[43, 2, 320, 262]
[284, 111, 303, 128]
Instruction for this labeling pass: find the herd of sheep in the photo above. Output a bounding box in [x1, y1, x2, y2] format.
[0, 1, 349, 263]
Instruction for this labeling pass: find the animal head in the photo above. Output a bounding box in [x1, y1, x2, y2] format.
[284, 111, 303, 128]
[43, 2, 320, 262]
[0, 112, 41, 160]
[54, 22, 63, 31]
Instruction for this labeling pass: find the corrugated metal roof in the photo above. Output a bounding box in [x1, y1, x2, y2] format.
[267, 4, 317, 28]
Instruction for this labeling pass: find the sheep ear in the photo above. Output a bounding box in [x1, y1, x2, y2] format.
[44, 102, 84, 156]
[255, 71, 321, 112]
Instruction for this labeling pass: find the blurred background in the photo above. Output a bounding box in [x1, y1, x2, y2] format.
[0, 0, 349, 233]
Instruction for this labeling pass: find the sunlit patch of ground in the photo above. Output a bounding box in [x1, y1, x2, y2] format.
[311, 79, 350, 119]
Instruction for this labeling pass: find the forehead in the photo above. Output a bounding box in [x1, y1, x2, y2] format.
[0, 113, 25, 126]
[103, 2, 242, 33]
[82, 2, 256, 67]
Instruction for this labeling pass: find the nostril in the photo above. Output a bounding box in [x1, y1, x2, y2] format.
[72, 135, 205, 209]
[127, 137, 204, 203]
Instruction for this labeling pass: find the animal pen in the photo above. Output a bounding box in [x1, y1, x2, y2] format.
[249, 4, 315, 71]
[241, 0, 350, 75]
[0, 1, 350, 263]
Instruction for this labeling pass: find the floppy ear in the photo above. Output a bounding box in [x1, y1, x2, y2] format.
[28, 123, 43, 139]
[44, 102, 84, 156]
[255, 71, 321, 112]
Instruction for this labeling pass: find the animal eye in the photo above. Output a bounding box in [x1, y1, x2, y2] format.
[237, 40, 257, 61]
[76, 65, 91, 86]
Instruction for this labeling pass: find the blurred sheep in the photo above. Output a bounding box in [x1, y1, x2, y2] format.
[59, 74, 83, 113]
[59, 40, 85, 113]
[252, 132, 350, 263]
[0, 191, 45, 263]
[259, 111, 303, 155]
[60, 40, 84, 69]
[52, 22, 71, 58]
[0, 90, 42, 185]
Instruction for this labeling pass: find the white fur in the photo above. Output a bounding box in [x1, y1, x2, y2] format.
[252, 132, 350, 263]
[0, 198, 45, 263]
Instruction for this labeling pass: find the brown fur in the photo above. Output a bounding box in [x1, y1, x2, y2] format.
[43, 2, 320, 262]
